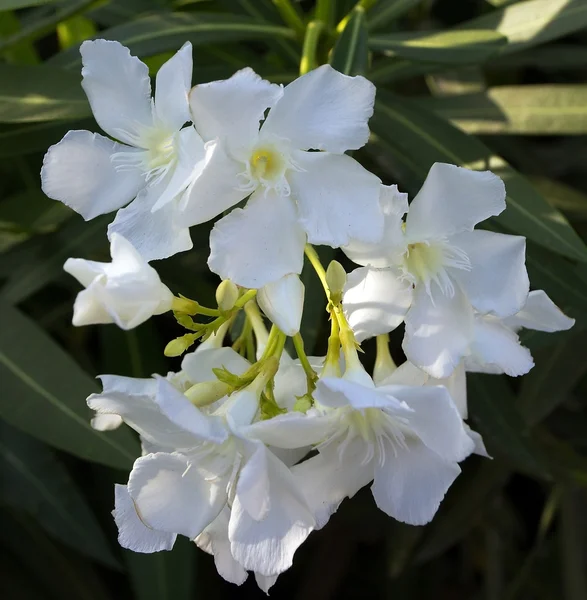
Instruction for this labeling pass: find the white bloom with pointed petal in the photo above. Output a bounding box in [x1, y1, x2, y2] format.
[91, 352, 315, 578]
[465, 289, 574, 376]
[343, 164, 530, 378]
[182, 65, 382, 288]
[41, 40, 203, 260]
[286, 366, 475, 529]
[64, 234, 173, 329]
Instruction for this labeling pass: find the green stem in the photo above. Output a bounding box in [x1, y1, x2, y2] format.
[293, 333, 318, 391]
[304, 244, 330, 295]
[235, 288, 257, 309]
[172, 296, 219, 317]
[316, 0, 334, 28]
[272, 0, 306, 38]
[300, 20, 324, 75]
[337, 0, 377, 33]
[374, 333, 396, 384]
[323, 311, 341, 377]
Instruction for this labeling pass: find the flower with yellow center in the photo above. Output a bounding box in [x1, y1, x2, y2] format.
[343, 163, 530, 379]
[180, 64, 383, 290]
[42, 40, 206, 261]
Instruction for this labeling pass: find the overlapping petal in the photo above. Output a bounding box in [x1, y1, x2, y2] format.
[289, 150, 382, 246]
[343, 266, 413, 341]
[403, 284, 475, 379]
[450, 230, 529, 317]
[261, 64, 375, 153]
[189, 67, 282, 159]
[41, 130, 144, 220]
[504, 290, 575, 332]
[405, 163, 506, 242]
[208, 190, 306, 288]
[80, 40, 153, 144]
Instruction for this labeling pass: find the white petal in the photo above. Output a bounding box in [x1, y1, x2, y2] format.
[450, 230, 529, 317]
[343, 184, 408, 268]
[257, 274, 304, 336]
[255, 573, 279, 594]
[405, 163, 506, 241]
[154, 377, 228, 444]
[293, 440, 373, 529]
[378, 384, 474, 462]
[80, 40, 153, 144]
[181, 347, 250, 383]
[243, 411, 336, 449]
[151, 126, 206, 212]
[437, 362, 468, 419]
[261, 64, 375, 153]
[154, 42, 192, 131]
[113, 484, 176, 553]
[371, 440, 461, 525]
[504, 290, 575, 332]
[108, 186, 193, 262]
[70, 286, 113, 326]
[343, 266, 413, 342]
[87, 376, 203, 451]
[91, 413, 123, 431]
[316, 377, 409, 413]
[41, 130, 144, 220]
[208, 190, 306, 289]
[469, 316, 534, 377]
[195, 508, 248, 586]
[128, 452, 225, 538]
[179, 139, 247, 226]
[189, 67, 282, 159]
[403, 284, 475, 379]
[273, 362, 310, 411]
[229, 447, 314, 576]
[289, 151, 382, 247]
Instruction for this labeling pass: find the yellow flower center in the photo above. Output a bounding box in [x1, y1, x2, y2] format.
[250, 146, 285, 182]
[404, 242, 444, 283]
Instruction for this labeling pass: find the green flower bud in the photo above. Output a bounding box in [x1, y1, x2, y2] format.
[216, 279, 239, 312]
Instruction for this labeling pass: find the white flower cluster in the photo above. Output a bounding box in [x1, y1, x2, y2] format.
[42, 41, 574, 592]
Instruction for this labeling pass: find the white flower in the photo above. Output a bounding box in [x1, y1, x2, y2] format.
[89, 350, 316, 579]
[182, 65, 382, 288]
[41, 40, 203, 261]
[64, 234, 173, 329]
[282, 366, 475, 529]
[343, 163, 530, 378]
[382, 361, 488, 457]
[257, 274, 305, 336]
[465, 289, 575, 376]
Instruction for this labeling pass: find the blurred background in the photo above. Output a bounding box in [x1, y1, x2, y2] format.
[1, 0, 587, 598]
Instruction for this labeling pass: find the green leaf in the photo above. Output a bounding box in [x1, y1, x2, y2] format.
[519, 334, 587, 426]
[0, 421, 118, 567]
[369, 30, 507, 64]
[368, 0, 425, 30]
[0, 214, 108, 304]
[417, 85, 587, 135]
[490, 44, 587, 70]
[371, 92, 587, 263]
[0, 301, 139, 469]
[0, 0, 56, 9]
[49, 12, 297, 69]
[330, 6, 368, 76]
[0, 63, 89, 123]
[460, 0, 587, 55]
[467, 374, 549, 478]
[0, 117, 94, 157]
[124, 537, 196, 600]
[0, 0, 100, 54]
[0, 510, 113, 600]
[530, 178, 587, 220]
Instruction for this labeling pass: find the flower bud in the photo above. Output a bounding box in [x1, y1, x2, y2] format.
[164, 334, 197, 357]
[326, 260, 347, 304]
[257, 274, 304, 336]
[216, 279, 239, 312]
[184, 380, 230, 407]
